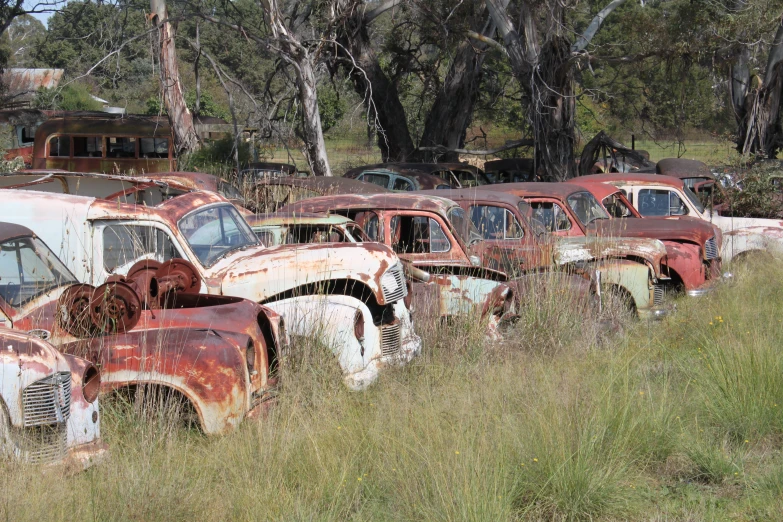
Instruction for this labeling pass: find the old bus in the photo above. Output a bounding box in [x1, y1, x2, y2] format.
[32, 116, 175, 173]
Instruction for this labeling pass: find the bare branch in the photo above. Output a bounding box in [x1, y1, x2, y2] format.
[466, 30, 503, 51]
[417, 139, 534, 156]
[364, 0, 403, 24]
[571, 0, 628, 52]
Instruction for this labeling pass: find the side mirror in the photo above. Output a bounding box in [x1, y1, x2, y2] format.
[469, 255, 481, 266]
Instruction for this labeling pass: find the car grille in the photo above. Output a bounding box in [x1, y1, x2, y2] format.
[653, 285, 666, 306]
[13, 424, 68, 464]
[22, 372, 71, 427]
[380, 323, 402, 357]
[705, 237, 719, 260]
[381, 264, 407, 303]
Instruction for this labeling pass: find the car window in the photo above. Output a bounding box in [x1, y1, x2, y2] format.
[529, 202, 571, 232]
[566, 191, 609, 226]
[48, 136, 70, 157]
[603, 193, 636, 218]
[392, 177, 414, 191]
[638, 189, 688, 217]
[390, 215, 451, 254]
[0, 236, 77, 307]
[106, 137, 136, 158]
[360, 173, 390, 189]
[102, 224, 178, 272]
[139, 137, 169, 159]
[178, 205, 258, 266]
[73, 136, 102, 158]
[471, 205, 526, 239]
[345, 211, 381, 241]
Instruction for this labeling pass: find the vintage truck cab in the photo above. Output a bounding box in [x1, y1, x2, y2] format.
[0, 186, 420, 391]
[0, 222, 286, 434]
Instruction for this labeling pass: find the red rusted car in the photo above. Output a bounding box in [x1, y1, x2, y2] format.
[0, 222, 287, 434]
[419, 188, 671, 318]
[487, 183, 722, 297]
[279, 193, 581, 329]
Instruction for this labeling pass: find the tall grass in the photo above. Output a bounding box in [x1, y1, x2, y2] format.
[2, 257, 783, 520]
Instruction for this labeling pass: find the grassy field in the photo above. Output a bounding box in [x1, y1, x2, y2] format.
[3, 257, 783, 521]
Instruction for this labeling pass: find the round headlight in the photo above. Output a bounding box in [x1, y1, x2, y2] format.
[82, 365, 100, 404]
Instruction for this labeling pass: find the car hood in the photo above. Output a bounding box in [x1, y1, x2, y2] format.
[554, 236, 668, 278]
[206, 241, 402, 305]
[588, 217, 716, 246]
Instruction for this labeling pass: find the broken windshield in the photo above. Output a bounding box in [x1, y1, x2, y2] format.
[178, 204, 259, 267]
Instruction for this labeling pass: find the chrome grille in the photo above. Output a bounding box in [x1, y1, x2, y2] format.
[705, 237, 719, 260]
[22, 372, 71, 427]
[380, 323, 402, 357]
[381, 264, 407, 303]
[653, 285, 666, 306]
[12, 424, 68, 464]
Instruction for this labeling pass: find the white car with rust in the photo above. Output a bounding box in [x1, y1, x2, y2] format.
[0, 183, 420, 390]
[0, 327, 106, 468]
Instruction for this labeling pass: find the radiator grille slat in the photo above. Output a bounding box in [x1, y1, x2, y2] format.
[12, 424, 68, 464]
[380, 323, 402, 357]
[705, 237, 719, 260]
[381, 264, 408, 303]
[22, 372, 71, 427]
[653, 285, 666, 306]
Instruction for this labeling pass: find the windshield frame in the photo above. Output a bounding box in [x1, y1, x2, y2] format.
[566, 190, 610, 227]
[681, 184, 705, 214]
[177, 203, 259, 268]
[0, 235, 78, 309]
[447, 206, 483, 246]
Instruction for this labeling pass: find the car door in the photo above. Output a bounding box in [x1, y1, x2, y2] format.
[636, 188, 688, 217]
[468, 203, 537, 275]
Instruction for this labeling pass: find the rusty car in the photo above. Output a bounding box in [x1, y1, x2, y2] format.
[341, 168, 452, 192]
[344, 162, 490, 188]
[32, 115, 175, 173]
[0, 180, 420, 390]
[0, 325, 106, 468]
[418, 188, 671, 318]
[575, 173, 783, 264]
[0, 222, 285, 434]
[483, 158, 537, 184]
[487, 182, 723, 297]
[279, 193, 539, 332]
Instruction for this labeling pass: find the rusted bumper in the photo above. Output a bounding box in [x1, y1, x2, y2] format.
[59, 439, 109, 472]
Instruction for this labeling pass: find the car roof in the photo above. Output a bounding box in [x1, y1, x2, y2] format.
[656, 158, 715, 180]
[283, 192, 459, 216]
[574, 173, 686, 189]
[417, 187, 526, 207]
[254, 176, 389, 195]
[480, 182, 584, 200]
[564, 179, 627, 199]
[0, 222, 35, 243]
[245, 212, 354, 227]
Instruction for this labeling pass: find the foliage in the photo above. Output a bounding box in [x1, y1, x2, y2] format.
[183, 135, 251, 171]
[32, 83, 103, 111]
[716, 160, 783, 218]
[316, 82, 346, 134]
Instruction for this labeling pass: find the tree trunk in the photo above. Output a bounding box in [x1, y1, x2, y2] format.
[150, 0, 199, 156]
[487, 0, 576, 180]
[261, 0, 332, 176]
[335, 1, 416, 161]
[419, 19, 495, 163]
[735, 22, 783, 157]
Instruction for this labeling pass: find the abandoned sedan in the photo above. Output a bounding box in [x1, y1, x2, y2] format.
[280, 193, 527, 331]
[576, 172, 783, 263]
[0, 186, 420, 391]
[489, 182, 722, 297]
[0, 326, 106, 468]
[0, 222, 286, 434]
[419, 188, 671, 318]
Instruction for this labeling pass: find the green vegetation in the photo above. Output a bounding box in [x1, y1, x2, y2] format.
[1, 258, 782, 520]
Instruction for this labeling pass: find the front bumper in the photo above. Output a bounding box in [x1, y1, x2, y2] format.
[58, 439, 108, 472]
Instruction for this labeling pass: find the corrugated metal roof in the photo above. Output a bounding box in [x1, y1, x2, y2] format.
[2, 68, 64, 96]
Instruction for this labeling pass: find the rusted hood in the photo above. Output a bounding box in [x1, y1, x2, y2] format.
[588, 217, 715, 245]
[554, 236, 668, 278]
[207, 241, 402, 305]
